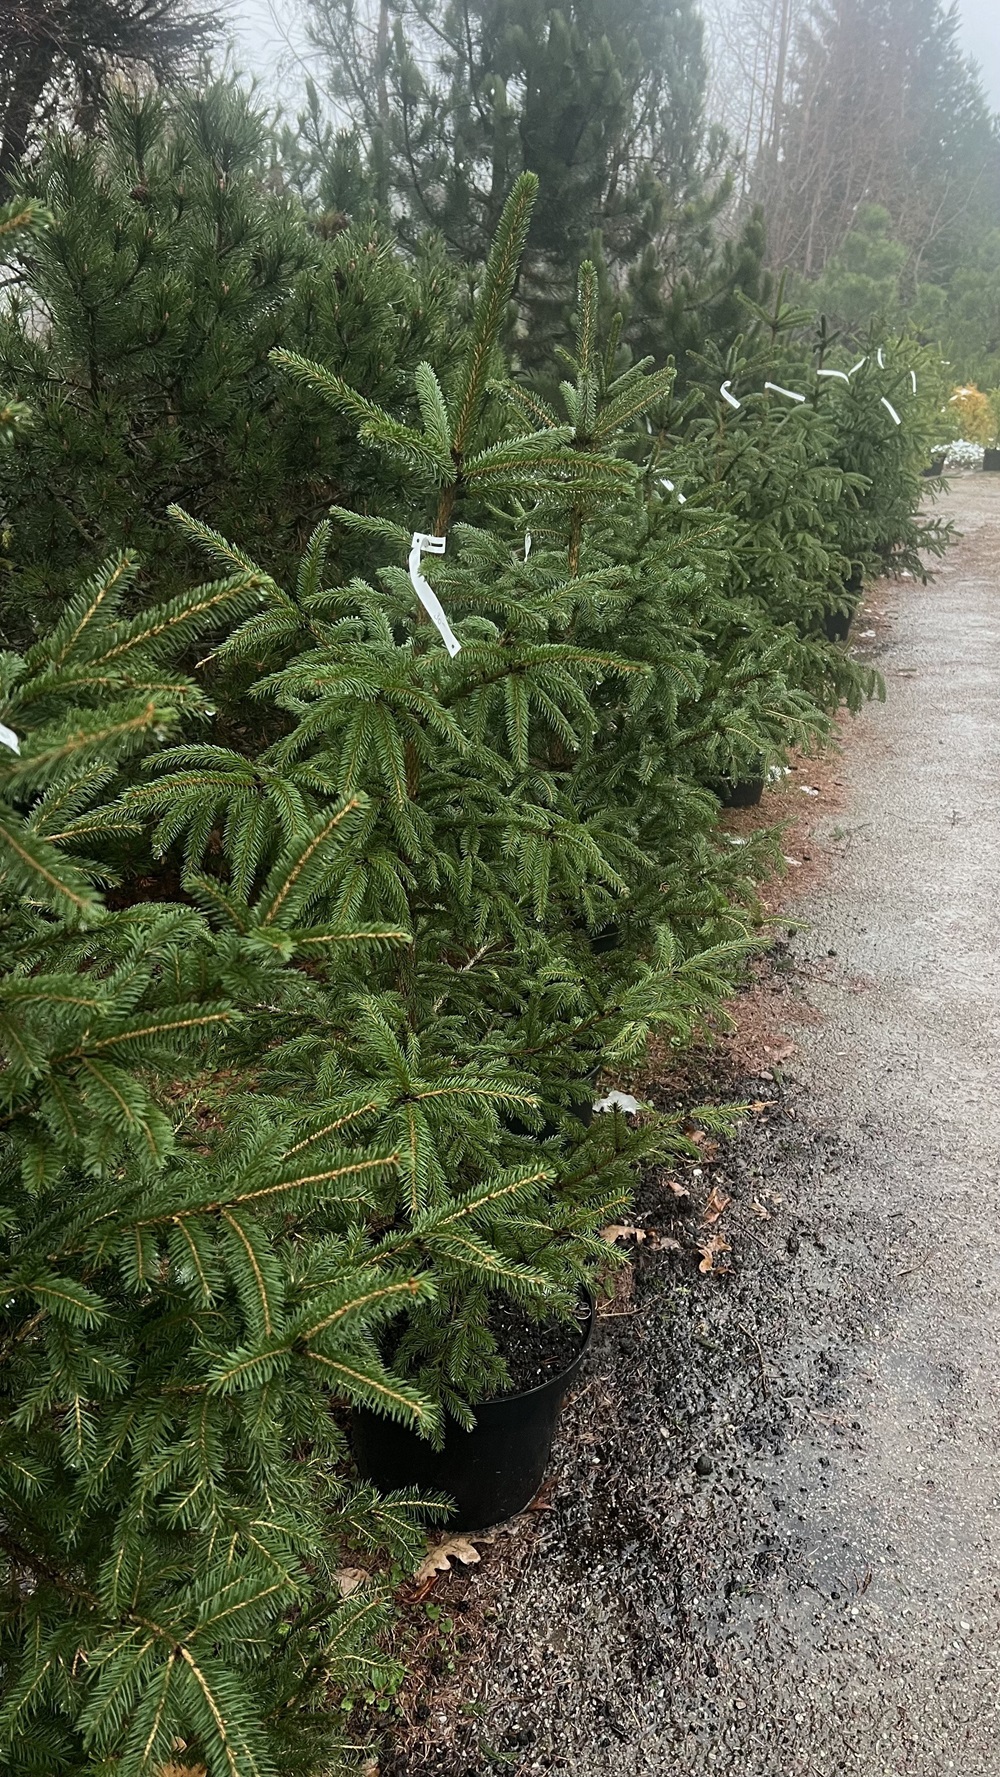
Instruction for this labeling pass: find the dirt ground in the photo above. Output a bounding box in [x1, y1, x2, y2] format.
[380, 474, 1000, 1777]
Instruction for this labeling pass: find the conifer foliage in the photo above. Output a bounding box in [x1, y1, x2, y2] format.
[0, 86, 457, 643]
[0, 547, 475, 1774]
[0, 133, 945, 1775]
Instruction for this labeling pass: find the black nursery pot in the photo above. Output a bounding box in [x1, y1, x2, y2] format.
[714, 777, 764, 809]
[589, 923, 622, 956]
[922, 455, 946, 478]
[351, 1300, 595, 1528]
[983, 449, 1000, 472]
[821, 607, 852, 643]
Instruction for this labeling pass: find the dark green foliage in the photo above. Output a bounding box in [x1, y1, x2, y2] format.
[0, 84, 458, 644]
[0, 152, 944, 1775]
[0, 535, 470, 1774]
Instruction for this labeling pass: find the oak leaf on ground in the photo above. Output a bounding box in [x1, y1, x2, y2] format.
[415, 1534, 484, 1587]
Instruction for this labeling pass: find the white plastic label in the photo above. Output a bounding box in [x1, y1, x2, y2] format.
[880, 397, 901, 426]
[594, 1090, 642, 1115]
[720, 380, 741, 410]
[764, 382, 806, 403]
[817, 368, 849, 382]
[849, 358, 867, 376]
[408, 533, 461, 657]
[524, 532, 532, 559]
[877, 347, 886, 368]
[910, 370, 918, 394]
[659, 477, 687, 505]
[0, 723, 19, 754]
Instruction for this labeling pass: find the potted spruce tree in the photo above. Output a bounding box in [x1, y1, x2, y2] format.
[133, 179, 755, 1526]
[0, 547, 469, 1772]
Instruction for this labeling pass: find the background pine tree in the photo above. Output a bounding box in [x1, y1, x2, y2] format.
[0, 85, 459, 644]
[302, 0, 767, 375]
[0, 0, 221, 192]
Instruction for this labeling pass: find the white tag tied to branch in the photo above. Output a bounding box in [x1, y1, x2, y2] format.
[849, 358, 867, 376]
[881, 397, 901, 426]
[0, 723, 19, 754]
[408, 532, 461, 658]
[720, 380, 741, 410]
[910, 370, 918, 394]
[877, 347, 886, 368]
[764, 382, 806, 403]
[817, 368, 849, 383]
[659, 477, 687, 504]
[524, 532, 532, 559]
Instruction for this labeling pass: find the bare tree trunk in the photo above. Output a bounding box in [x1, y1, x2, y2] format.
[0, 40, 55, 197]
[766, 0, 792, 154]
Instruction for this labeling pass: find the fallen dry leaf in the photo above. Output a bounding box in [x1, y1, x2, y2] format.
[750, 1198, 770, 1220]
[697, 1234, 732, 1275]
[763, 1037, 796, 1062]
[601, 1223, 647, 1244]
[646, 1230, 682, 1252]
[749, 1100, 778, 1115]
[689, 1128, 721, 1158]
[525, 1476, 557, 1511]
[701, 1186, 732, 1227]
[334, 1567, 369, 1598]
[665, 1178, 690, 1199]
[415, 1534, 484, 1588]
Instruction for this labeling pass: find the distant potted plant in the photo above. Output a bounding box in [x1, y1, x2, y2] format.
[984, 391, 1000, 471]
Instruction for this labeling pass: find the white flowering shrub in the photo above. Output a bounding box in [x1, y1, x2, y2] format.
[939, 438, 985, 469]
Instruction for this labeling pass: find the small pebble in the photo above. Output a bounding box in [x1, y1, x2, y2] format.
[695, 1454, 714, 1477]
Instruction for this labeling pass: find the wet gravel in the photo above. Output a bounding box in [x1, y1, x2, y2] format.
[384, 476, 1000, 1776]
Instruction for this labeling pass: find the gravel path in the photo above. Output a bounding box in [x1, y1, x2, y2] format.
[389, 475, 1000, 1777]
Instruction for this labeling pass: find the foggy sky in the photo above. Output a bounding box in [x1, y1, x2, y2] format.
[960, 0, 1000, 104]
[228, 0, 1000, 107]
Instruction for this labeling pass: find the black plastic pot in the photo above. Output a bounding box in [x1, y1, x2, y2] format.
[922, 455, 946, 478]
[984, 449, 1000, 472]
[351, 1300, 595, 1527]
[821, 607, 852, 643]
[589, 924, 622, 956]
[713, 777, 764, 809]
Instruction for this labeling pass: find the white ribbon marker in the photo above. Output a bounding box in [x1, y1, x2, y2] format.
[877, 348, 886, 368]
[764, 382, 806, 403]
[524, 532, 532, 559]
[817, 368, 850, 382]
[849, 358, 867, 376]
[881, 397, 901, 426]
[910, 370, 918, 394]
[0, 723, 19, 754]
[408, 533, 461, 657]
[659, 477, 687, 505]
[720, 380, 741, 410]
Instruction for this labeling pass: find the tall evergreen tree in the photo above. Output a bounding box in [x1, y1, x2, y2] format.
[760, 0, 1000, 282]
[303, 0, 765, 373]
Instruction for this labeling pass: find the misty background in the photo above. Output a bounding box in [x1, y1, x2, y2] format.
[229, 0, 1000, 105]
[3, 0, 1000, 395]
